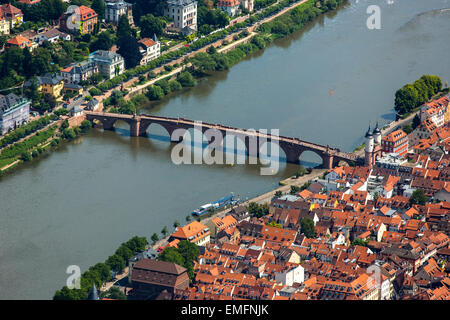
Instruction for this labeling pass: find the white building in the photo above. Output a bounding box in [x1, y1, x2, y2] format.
[165, 0, 197, 34]
[138, 35, 161, 65]
[0, 94, 30, 135]
[105, 0, 134, 26]
[274, 265, 304, 287]
[241, 0, 254, 12]
[217, 0, 241, 17]
[89, 50, 125, 79]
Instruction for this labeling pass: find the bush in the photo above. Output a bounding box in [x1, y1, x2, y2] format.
[0, 115, 53, 148]
[80, 120, 93, 133]
[178, 71, 196, 87]
[1, 126, 56, 160]
[89, 88, 102, 96]
[61, 128, 77, 140]
[169, 80, 182, 92]
[21, 151, 32, 162]
[147, 85, 165, 100]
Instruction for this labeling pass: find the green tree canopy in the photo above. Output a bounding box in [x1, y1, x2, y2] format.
[105, 254, 126, 273]
[300, 217, 316, 238]
[90, 32, 114, 52]
[100, 286, 126, 300]
[158, 247, 185, 266]
[117, 35, 143, 69]
[91, 0, 106, 21]
[116, 14, 132, 40]
[140, 14, 166, 38]
[410, 188, 428, 205]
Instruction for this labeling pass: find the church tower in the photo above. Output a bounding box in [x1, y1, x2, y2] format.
[373, 122, 382, 145]
[365, 125, 374, 168]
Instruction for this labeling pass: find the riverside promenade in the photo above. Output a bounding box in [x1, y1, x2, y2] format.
[149, 167, 326, 251]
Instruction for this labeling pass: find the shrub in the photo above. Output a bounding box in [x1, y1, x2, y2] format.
[178, 71, 196, 87]
[147, 85, 165, 100]
[88, 88, 102, 96]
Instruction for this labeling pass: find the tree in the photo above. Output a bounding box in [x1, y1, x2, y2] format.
[274, 190, 282, 198]
[61, 128, 77, 140]
[140, 14, 166, 38]
[267, 221, 282, 228]
[300, 217, 316, 238]
[117, 35, 142, 69]
[105, 254, 126, 273]
[125, 236, 148, 252]
[186, 215, 192, 222]
[177, 240, 200, 280]
[100, 286, 126, 300]
[412, 114, 421, 129]
[161, 226, 169, 237]
[116, 14, 132, 40]
[420, 75, 442, 95]
[0, 35, 7, 49]
[173, 220, 180, 228]
[352, 238, 369, 247]
[206, 45, 217, 55]
[402, 123, 413, 134]
[248, 202, 269, 218]
[290, 185, 301, 194]
[147, 85, 164, 100]
[91, 0, 106, 21]
[177, 71, 196, 87]
[191, 52, 217, 73]
[410, 189, 428, 205]
[151, 233, 159, 244]
[91, 263, 111, 282]
[199, 24, 213, 36]
[90, 32, 114, 52]
[169, 80, 182, 92]
[21, 151, 32, 162]
[115, 245, 134, 261]
[395, 84, 419, 115]
[158, 247, 185, 266]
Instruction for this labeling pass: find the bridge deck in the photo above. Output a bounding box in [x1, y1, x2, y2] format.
[85, 111, 357, 161]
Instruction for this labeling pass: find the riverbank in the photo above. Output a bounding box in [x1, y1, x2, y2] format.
[1, 0, 344, 176]
[148, 167, 326, 251]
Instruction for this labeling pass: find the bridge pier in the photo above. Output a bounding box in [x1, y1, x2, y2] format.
[102, 119, 116, 131]
[129, 117, 141, 137]
[321, 154, 334, 170]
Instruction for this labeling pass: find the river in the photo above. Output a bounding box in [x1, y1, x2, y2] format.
[0, 0, 449, 299]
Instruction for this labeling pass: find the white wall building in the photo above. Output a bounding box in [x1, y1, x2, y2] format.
[165, 0, 197, 33]
[138, 36, 161, 65]
[89, 50, 125, 79]
[274, 265, 304, 287]
[105, 0, 134, 26]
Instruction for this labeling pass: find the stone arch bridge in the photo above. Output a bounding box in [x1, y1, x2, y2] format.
[84, 111, 361, 169]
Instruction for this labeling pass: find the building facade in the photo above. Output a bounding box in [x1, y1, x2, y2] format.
[169, 220, 211, 246]
[382, 129, 408, 158]
[165, 0, 197, 33]
[88, 50, 125, 79]
[0, 94, 30, 135]
[60, 60, 99, 84]
[217, 0, 241, 17]
[59, 5, 98, 35]
[241, 0, 254, 12]
[0, 4, 23, 29]
[105, 0, 134, 26]
[138, 36, 161, 65]
[6, 35, 33, 50]
[0, 14, 10, 35]
[130, 259, 189, 299]
[364, 123, 383, 168]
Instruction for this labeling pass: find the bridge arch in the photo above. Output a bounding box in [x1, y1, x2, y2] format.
[299, 150, 324, 168]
